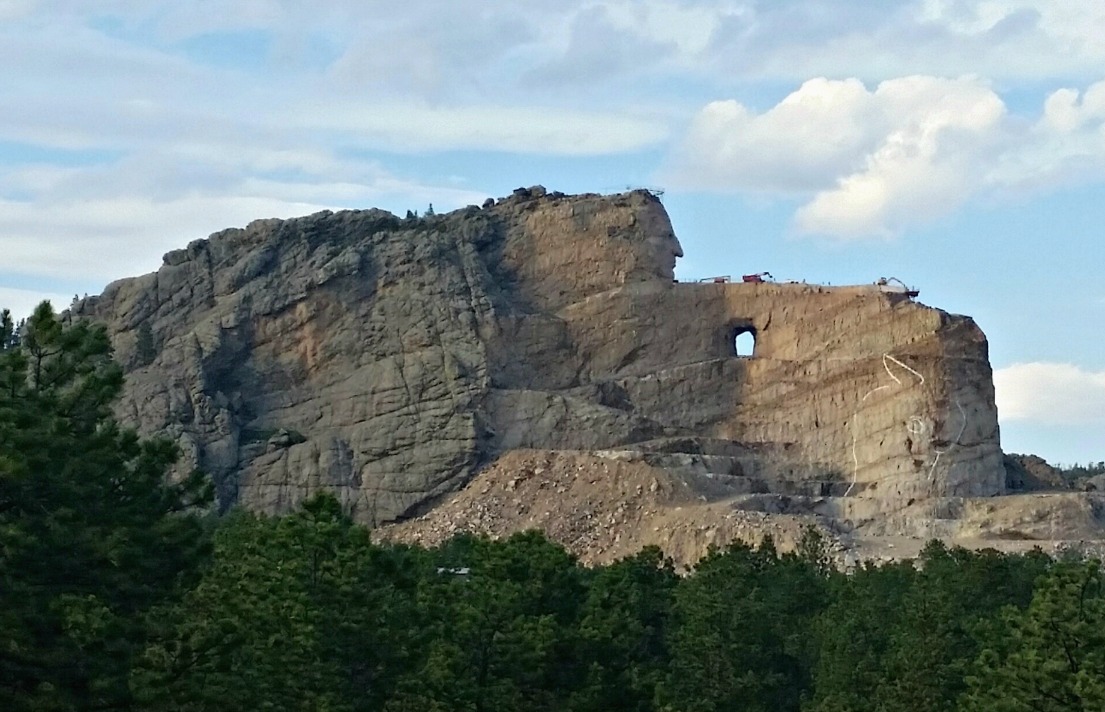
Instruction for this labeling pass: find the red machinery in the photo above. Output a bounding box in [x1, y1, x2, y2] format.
[741, 272, 773, 283]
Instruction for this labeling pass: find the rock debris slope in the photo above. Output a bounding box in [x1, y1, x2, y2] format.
[76, 187, 1104, 562]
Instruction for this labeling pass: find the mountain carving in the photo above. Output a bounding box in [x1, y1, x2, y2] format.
[76, 187, 1104, 563]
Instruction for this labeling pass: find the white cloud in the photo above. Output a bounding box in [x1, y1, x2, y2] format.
[795, 76, 1006, 236]
[665, 77, 887, 193]
[6, 1, 1105, 284]
[599, 0, 727, 57]
[995, 362, 1105, 424]
[917, 0, 1105, 63]
[0, 6, 668, 158]
[666, 75, 1105, 237]
[0, 157, 488, 284]
[288, 102, 667, 155]
[0, 169, 488, 283]
[0, 193, 333, 283]
[0, 286, 71, 321]
[0, 0, 36, 20]
[528, 0, 736, 85]
[999, 81, 1105, 190]
[716, 0, 1105, 82]
[7, 2, 1105, 168]
[15, 2, 1105, 104]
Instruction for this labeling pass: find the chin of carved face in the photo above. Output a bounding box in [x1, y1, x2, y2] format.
[636, 205, 683, 279]
[649, 233, 683, 279]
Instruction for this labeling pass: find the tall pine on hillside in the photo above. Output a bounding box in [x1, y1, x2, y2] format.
[0, 302, 211, 711]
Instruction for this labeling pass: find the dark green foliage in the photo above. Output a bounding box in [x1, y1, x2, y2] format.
[658, 537, 829, 712]
[132, 493, 423, 711]
[113, 509, 1105, 712]
[3, 307, 1102, 710]
[389, 531, 585, 712]
[806, 559, 915, 712]
[0, 302, 211, 711]
[567, 546, 677, 712]
[807, 542, 1054, 712]
[963, 560, 1105, 711]
[1059, 461, 1105, 483]
[135, 321, 156, 367]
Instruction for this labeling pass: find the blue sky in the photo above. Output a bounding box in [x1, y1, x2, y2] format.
[0, 0, 1102, 464]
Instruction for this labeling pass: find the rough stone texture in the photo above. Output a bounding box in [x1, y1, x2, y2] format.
[75, 186, 1103, 559]
[1004, 453, 1066, 491]
[382, 449, 840, 568]
[379, 448, 1105, 568]
[76, 190, 685, 524]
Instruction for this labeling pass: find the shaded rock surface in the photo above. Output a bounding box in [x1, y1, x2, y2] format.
[1004, 453, 1066, 491]
[75, 186, 1103, 561]
[78, 190, 682, 523]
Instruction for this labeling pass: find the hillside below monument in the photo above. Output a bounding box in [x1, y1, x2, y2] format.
[76, 187, 1105, 564]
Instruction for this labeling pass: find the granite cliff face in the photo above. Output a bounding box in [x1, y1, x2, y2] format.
[77, 187, 1100, 560]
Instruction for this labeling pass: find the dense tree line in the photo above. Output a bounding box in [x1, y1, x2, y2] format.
[1060, 461, 1105, 483]
[2, 302, 1104, 711]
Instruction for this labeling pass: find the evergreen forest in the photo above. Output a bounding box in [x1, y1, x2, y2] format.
[3, 302, 1104, 711]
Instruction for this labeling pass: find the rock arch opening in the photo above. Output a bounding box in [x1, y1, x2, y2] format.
[732, 326, 757, 357]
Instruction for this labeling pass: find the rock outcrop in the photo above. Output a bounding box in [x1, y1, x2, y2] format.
[1004, 453, 1066, 491]
[75, 187, 1103, 561]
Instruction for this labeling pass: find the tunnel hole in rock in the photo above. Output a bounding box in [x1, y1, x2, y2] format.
[732, 326, 757, 357]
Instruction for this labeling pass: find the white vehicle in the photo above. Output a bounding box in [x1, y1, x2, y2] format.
[876, 277, 919, 298]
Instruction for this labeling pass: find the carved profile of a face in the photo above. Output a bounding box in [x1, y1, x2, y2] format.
[640, 213, 684, 280]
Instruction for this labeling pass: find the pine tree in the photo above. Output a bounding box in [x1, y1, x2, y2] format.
[0, 301, 211, 711]
[963, 561, 1105, 711]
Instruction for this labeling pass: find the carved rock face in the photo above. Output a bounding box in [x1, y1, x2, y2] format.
[77, 188, 1003, 529]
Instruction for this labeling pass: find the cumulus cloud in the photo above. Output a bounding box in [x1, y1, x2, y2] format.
[794, 77, 1006, 236]
[1001, 81, 1105, 189]
[667, 78, 886, 193]
[666, 75, 1105, 237]
[995, 362, 1105, 424]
